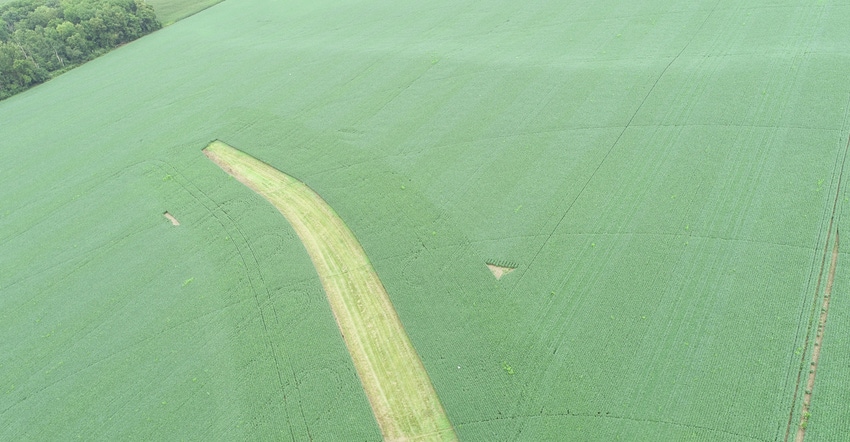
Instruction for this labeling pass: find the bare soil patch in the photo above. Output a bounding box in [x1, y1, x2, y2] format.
[163, 211, 180, 226]
[486, 264, 515, 280]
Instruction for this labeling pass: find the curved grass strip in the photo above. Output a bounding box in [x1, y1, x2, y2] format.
[203, 141, 457, 441]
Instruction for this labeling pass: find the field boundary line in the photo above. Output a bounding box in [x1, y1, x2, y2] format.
[784, 125, 850, 441]
[795, 231, 838, 441]
[203, 140, 457, 441]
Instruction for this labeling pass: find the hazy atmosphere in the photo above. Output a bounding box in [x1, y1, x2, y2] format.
[2, 0, 849, 440]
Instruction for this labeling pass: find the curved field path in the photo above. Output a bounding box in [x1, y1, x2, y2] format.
[203, 140, 457, 441]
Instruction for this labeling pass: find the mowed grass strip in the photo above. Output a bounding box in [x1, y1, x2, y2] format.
[203, 141, 457, 441]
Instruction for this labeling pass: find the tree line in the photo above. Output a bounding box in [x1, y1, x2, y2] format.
[0, 0, 161, 100]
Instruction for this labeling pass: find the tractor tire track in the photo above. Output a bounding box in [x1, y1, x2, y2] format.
[784, 127, 850, 442]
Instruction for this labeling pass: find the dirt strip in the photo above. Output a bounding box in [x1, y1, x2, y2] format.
[796, 231, 839, 441]
[786, 131, 850, 441]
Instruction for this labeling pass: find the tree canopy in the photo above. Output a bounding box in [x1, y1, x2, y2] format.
[0, 0, 161, 99]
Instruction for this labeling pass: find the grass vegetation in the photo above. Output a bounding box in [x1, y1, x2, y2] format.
[146, 0, 223, 26]
[203, 140, 457, 441]
[1, 0, 850, 440]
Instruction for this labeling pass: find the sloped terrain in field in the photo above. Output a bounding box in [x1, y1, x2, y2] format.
[2, 0, 850, 440]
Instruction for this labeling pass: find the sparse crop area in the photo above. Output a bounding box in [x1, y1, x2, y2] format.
[1, 0, 849, 441]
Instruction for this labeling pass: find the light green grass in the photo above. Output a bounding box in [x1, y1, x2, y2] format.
[203, 140, 457, 441]
[146, 0, 224, 26]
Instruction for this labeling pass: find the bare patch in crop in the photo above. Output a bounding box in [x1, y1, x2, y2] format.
[486, 262, 516, 280]
[163, 211, 180, 226]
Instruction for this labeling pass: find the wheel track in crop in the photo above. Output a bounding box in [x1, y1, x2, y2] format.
[203, 140, 457, 441]
[1, 159, 309, 440]
[794, 231, 839, 441]
[784, 106, 850, 442]
[503, 2, 726, 438]
[783, 194, 840, 442]
[456, 410, 770, 442]
[507, 0, 723, 297]
[156, 159, 310, 440]
[496, 4, 832, 438]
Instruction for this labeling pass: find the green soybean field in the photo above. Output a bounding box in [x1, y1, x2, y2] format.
[2, 0, 849, 440]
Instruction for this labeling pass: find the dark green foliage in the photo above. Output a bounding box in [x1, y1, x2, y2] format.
[0, 0, 160, 99]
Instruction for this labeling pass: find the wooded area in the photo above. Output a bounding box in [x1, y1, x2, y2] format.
[0, 0, 160, 99]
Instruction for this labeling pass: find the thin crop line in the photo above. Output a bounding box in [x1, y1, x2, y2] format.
[510, 0, 721, 296]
